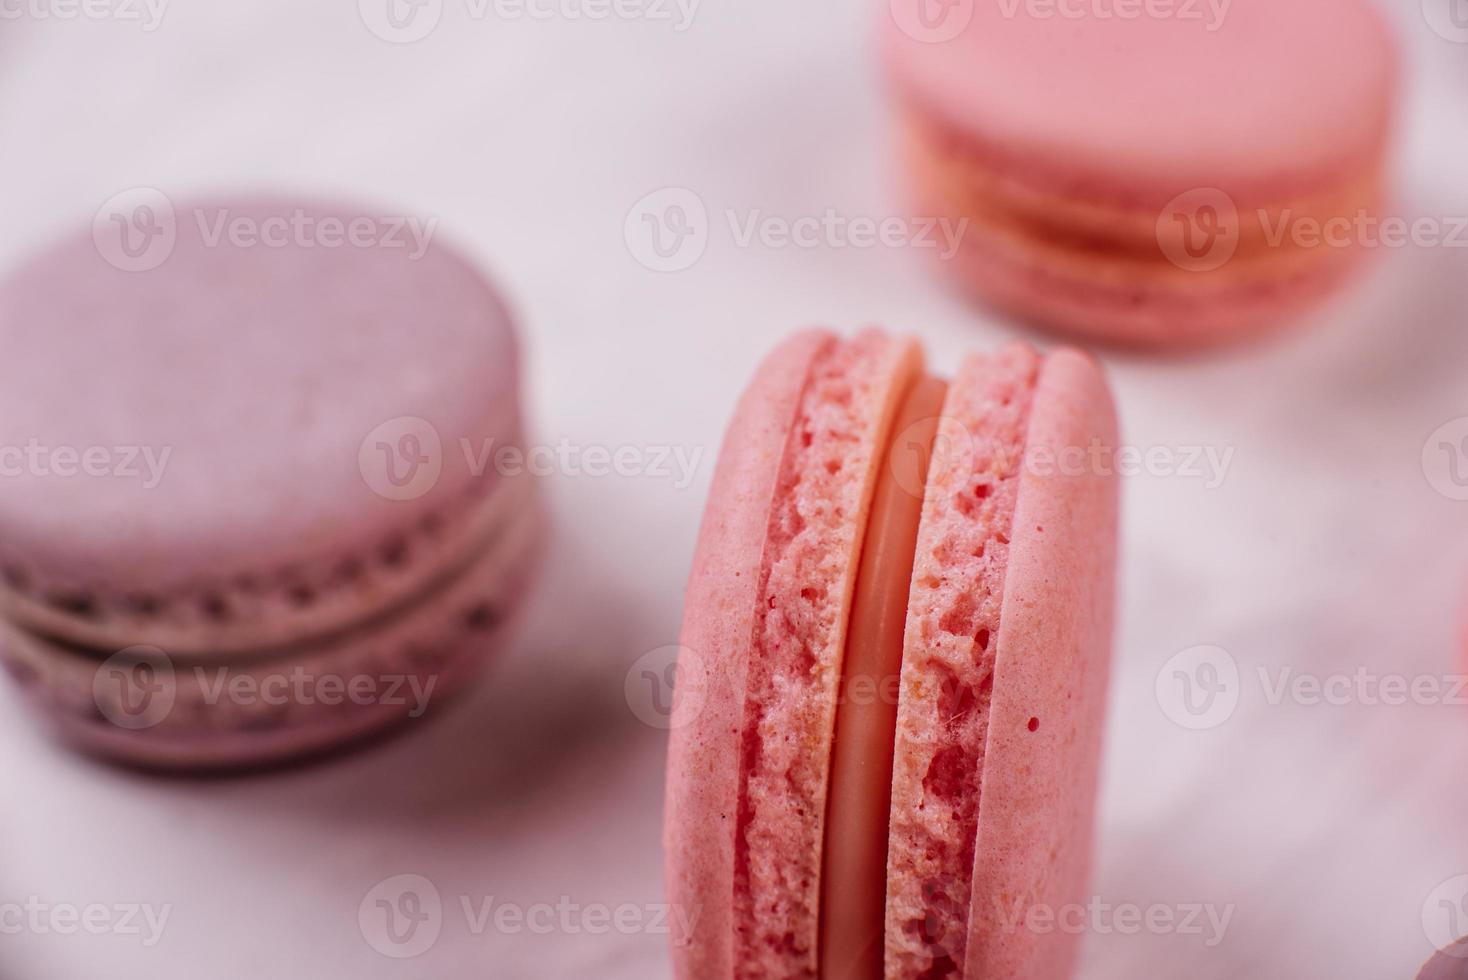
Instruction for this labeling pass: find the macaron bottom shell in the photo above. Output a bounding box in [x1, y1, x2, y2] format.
[901, 113, 1383, 350]
[0, 489, 545, 772]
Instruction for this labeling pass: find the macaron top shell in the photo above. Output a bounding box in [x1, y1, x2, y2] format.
[961, 348, 1118, 978]
[885, 0, 1397, 203]
[665, 331, 832, 980]
[0, 198, 518, 648]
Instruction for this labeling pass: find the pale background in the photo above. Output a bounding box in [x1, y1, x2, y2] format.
[1, 0, 1466, 977]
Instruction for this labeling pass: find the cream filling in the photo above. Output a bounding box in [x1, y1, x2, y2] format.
[819, 375, 948, 979]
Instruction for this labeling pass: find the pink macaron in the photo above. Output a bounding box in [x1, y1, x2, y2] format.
[664, 329, 1118, 977]
[1419, 940, 1468, 979]
[883, 0, 1399, 349]
[0, 196, 543, 770]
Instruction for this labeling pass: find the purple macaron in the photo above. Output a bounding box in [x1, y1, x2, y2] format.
[0, 195, 543, 769]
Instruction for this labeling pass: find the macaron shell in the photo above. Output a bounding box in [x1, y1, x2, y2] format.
[0, 197, 520, 652]
[0, 480, 546, 770]
[734, 331, 920, 978]
[899, 114, 1379, 347]
[885, 0, 1397, 204]
[665, 330, 833, 980]
[0, 454, 522, 654]
[927, 213, 1365, 349]
[884, 344, 1041, 976]
[963, 349, 1119, 979]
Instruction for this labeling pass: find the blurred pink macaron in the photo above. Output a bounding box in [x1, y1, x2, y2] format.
[1419, 939, 1468, 979]
[883, 0, 1400, 349]
[0, 196, 543, 770]
[664, 329, 1118, 977]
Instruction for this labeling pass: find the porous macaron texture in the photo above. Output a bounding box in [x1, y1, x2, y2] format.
[0, 197, 522, 653]
[665, 332, 832, 980]
[885, 344, 1040, 978]
[962, 349, 1118, 980]
[734, 329, 921, 979]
